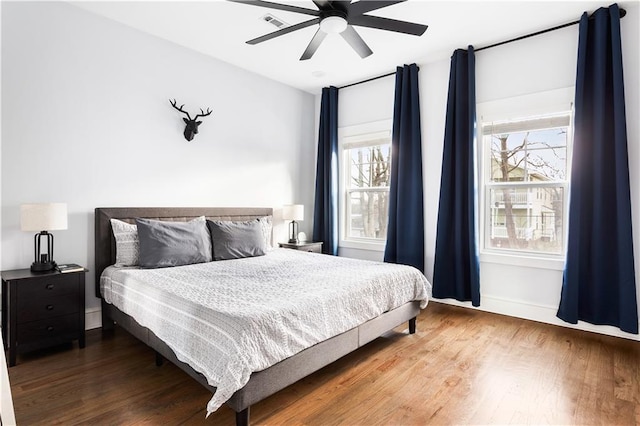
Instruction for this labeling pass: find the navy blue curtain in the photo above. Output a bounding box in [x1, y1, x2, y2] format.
[313, 86, 339, 255]
[384, 64, 424, 271]
[432, 47, 480, 306]
[557, 4, 638, 334]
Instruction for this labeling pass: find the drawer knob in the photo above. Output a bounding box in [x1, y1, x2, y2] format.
[46, 283, 55, 290]
[46, 305, 54, 311]
[46, 326, 54, 332]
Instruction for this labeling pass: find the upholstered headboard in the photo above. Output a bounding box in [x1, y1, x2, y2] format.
[94, 207, 274, 298]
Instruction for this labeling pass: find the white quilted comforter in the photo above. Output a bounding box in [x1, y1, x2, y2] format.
[100, 248, 431, 416]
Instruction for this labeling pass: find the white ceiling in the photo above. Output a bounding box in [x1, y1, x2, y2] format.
[71, 0, 622, 94]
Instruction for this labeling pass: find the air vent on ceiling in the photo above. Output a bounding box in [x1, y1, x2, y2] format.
[262, 13, 288, 29]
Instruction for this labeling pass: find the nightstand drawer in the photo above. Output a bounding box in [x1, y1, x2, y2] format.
[17, 313, 80, 344]
[17, 293, 79, 322]
[16, 274, 78, 299]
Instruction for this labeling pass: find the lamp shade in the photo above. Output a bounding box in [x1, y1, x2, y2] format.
[20, 203, 68, 231]
[282, 204, 304, 221]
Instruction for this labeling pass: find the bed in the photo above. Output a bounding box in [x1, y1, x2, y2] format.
[95, 207, 431, 425]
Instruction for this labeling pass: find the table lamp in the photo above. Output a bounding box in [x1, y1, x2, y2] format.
[20, 203, 68, 272]
[282, 204, 304, 244]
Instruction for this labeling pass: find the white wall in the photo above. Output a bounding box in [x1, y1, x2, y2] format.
[336, 3, 640, 340]
[1, 2, 316, 328]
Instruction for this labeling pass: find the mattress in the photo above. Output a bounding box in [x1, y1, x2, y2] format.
[100, 248, 431, 415]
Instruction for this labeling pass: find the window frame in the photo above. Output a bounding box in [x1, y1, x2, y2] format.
[338, 119, 393, 252]
[477, 88, 574, 270]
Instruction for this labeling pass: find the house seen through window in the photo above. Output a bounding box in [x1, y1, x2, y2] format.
[340, 123, 392, 247]
[482, 112, 571, 256]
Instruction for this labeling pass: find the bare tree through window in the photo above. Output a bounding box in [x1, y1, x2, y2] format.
[485, 115, 570, 254]
[351, 146, 390, 238]
[345, 139, 391, 241]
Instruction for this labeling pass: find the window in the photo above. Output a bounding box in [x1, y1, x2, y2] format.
[480, 89, 573, 258]
[339, 120, 392, 249]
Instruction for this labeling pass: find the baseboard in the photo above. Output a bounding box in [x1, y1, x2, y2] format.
[431, 296, 640, 342]
[85, 307, 102, 330]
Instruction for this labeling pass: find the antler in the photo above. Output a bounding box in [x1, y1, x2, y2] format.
[169, 99, 192, 120]
[194, 107, 213, 120]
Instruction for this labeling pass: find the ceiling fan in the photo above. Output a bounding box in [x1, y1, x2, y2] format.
[230, 0, 428, 60]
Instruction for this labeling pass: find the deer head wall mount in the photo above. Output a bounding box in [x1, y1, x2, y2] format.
[169, 99, 212, 141]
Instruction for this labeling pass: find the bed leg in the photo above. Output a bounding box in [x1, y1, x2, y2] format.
[101, 300, 115, 333]
[236, 407, 250, 426]
[155, 351, 164, 367]
[409, 317, 416, 334]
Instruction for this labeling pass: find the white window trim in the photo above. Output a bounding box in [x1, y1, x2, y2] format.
[477, 87, 574, 270]
[481, 251, 565, 271]
[339, 119, 392, 252]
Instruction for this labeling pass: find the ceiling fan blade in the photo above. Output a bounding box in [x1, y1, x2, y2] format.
[349, 14, 427, 36]
[247, 18, 320, 44]
[312, 1, 350, 12]
[228, 0, 320, 16]
[312, 0, 331, 10]
[348, 0, 406, 16]
[340, 25, 373, 58]
[300, 28, 328, 60]
[329, 1, 352, 11]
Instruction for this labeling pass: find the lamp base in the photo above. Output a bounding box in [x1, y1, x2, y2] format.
[288, 220, 300, 245]
[31, 261, 56, 273]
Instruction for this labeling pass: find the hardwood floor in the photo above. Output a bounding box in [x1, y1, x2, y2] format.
[6, 302, 640, 425]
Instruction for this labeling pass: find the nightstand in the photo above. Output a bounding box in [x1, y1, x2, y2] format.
[278, 241, 323, 253]
[1, 267, 86, 367]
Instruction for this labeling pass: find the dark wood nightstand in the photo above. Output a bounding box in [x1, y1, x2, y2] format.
[278, 241, 323, 253]
[1, 267, 87, 366]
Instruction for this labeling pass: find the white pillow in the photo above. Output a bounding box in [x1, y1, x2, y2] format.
[258, 216, 273, 250]
[110, 218, 139, 266]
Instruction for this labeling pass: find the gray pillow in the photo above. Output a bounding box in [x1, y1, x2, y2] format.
[136, 216, 212, 268]
[207, 219, 267, 260]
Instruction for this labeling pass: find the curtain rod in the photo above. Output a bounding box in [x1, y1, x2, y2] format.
[338, 71, 396, 90]
[338, 7, 627, 90]
[476, 7, 626, 52]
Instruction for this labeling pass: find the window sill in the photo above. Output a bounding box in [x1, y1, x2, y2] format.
[480, 251, 565, 271]
[339, 239, 386, 252]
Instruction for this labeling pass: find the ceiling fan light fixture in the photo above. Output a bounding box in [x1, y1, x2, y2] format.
[320, 16, 348, 34]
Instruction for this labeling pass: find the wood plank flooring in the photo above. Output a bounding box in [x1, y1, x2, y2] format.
[6, 302, 640, 425]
